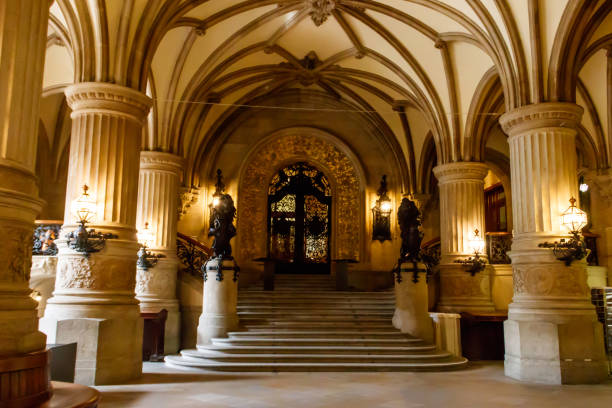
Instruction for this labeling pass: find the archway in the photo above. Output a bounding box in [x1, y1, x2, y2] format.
[236, 128, 364, 268]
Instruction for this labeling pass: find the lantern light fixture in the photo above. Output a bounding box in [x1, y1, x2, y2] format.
[66, 184, 117, 256]
[538, 197, 588, 265]
[454, 228, 487, 275]
[71, 184, 97, 224]
[137, 222, 165, 270]
[372, 175, 392, 242]
[579, 183, 589, 193]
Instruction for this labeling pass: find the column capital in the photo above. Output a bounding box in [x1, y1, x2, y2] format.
[140, 151, 184, 175]
[65, 82, 152, 124]
[499, 102, 583, 137]
[433, 162, 488, 184]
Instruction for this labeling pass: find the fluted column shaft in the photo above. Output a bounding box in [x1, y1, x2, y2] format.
[433, 162, 494, 312]
[500, 102, 607, 384]
[0, 0, 49, 357]
[135, 151, 183, 354]
[435, 163, 488, 262]
[41, 83, 151, 385]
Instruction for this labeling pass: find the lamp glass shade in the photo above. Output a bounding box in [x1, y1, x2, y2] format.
[561, 198, 587, 233]
[137, 223, 155, 248]
[379, 199, 392, 215]
[468, 229, 485, 255]
[71, 185, 97, 224]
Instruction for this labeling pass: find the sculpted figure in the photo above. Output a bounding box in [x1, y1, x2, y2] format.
[208, 193, 237, 259]
[398, 197, 423, 262]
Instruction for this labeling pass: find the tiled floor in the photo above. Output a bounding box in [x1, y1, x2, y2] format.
[94, 362, 612, 408]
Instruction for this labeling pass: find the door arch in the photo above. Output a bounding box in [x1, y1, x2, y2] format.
[268, 162, 331, 274]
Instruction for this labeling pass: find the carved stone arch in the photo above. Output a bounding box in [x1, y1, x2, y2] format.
[236, 127, 366, 266]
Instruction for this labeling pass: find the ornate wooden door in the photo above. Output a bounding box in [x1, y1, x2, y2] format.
[268, 163, 331, 274]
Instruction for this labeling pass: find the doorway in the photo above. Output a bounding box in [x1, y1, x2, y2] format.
[267, 162, 331, 274]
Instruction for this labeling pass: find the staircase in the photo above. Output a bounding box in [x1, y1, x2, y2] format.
[166, 274, 467, 371]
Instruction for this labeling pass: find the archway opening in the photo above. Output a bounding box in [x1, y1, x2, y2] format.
[268, 162, 332, 274]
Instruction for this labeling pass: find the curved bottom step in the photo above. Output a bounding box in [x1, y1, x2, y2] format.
[165, 354, 468, 372]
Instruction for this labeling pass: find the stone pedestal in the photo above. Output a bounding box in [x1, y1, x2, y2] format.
[136, 262, 180, 354]
[135, 151, 183, 354]
[500, 102, 607, 384]
[196, 258, 239, 347]
[392, 262, 433, 343]
[429, 312, 462, 358]
[433, 162, 495, 312]
[41, 83, 151, 385]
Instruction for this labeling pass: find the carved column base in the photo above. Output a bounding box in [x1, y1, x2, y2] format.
[392, 263, 433, 343]
[196, 258, 239, 347]
[40, 241, 143, 385]
[504, 251, 608, 384]
[137, 258, 181, 354]
[437, 264, 495, 313]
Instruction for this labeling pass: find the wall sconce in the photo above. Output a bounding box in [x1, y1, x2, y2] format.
[137, 222, 165, 270]
[454, 228, 487, 276]
[66, 184, 117, 256]
[372, 175, 392, 242]
[538, 197, 588, 265]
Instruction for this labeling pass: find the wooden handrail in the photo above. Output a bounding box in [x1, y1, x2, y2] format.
[177, 232, 213, 256]
[421, 237, 440, 248]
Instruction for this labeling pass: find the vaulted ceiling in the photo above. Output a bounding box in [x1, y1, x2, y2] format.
[42, 0, 612, 191]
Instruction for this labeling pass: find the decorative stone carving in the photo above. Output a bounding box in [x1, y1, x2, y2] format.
[4, 228, 33, 283]
[309, 0, 336, 26]
[55, 255, 136, 291]
[439, 273, 490, 298]
[179, 187, 200, 219]
[238, 133, 361, 262]
[512, 264, 588, 297]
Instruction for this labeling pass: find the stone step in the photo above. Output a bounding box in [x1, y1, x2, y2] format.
[239, 291, 394, 297]
[165, 355, 468, 372]
[194, 344, 435, 355]
[241, 324, 399, 331]
[236, 305, 395, 312]
[239, 317, 394, 326]
[227, 330, 408, 339]
[237, 311, 394, 318]
[238, 298, 396, 305]
[178, 349, 452, 363]
[210, 337, 419, 347]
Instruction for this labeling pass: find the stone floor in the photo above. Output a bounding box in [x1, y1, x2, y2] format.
[94, 362, 612, 407]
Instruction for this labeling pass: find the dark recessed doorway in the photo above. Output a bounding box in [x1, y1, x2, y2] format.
[267, 162, 331, 274]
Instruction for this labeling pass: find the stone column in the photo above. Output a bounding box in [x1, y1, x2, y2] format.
[41, 83, 151, 385]
[433, 162, 494, 312]
[0, 2, 53, 405]
[500, 102, 607, 384]
[135, 151, 183, 354]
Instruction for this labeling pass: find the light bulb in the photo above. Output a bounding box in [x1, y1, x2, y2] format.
[380, 200, 392, 213]
[579, 183, 589, 193]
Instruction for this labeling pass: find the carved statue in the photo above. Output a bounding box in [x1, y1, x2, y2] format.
[398, 197, 423, 262]
[208, 193, 237, 259]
